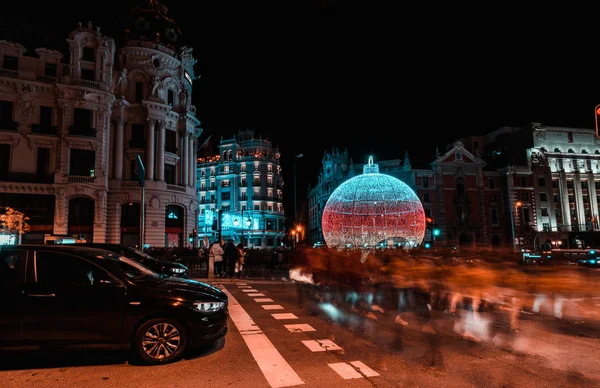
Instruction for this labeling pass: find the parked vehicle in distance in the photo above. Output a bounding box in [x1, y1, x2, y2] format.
[0, 244, 227, 365]
[74, 243, 189, 278]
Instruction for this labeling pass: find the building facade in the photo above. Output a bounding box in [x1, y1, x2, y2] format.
[196, 129, 286, 249]
[0, 1, 200, 247]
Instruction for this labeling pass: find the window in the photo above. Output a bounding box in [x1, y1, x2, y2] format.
[130, 124, 145, 147]
[424, 208, 431, 218]
[165, 130, 177, 153]
[267, 164, 273, 172]
[488, 178, 495, 189]
[0, 144, 10, 178]
[490, 194, 497, 203]
[523, 207, 531, 223]
[81, 69, 95, 81]
[0, 249, 25, 282]
[37, 147, 51, 176]
[540, 193, 548, 202]
[538, 177, 546, 187]
[552, 180, 559, 189]
[69, 149, 95, 176]
[541, 208, 549, 217]
[35, 251, 111, 287]
[553, 194, 559, 204]
[491, 208, 499, 225]
[221, 192, 230, 200]
[582, 181, 589, 190]
[567, 180, 574, 189]
[222, 205, 230, 212]
[241, 177, 246, 186]
[3, 56, 18, 71]
[165, 164, 176, 184]
[522, 192, 528, 201]
[423, 176, 429, 188]
[520, 177, 527, 187]
[135, 82, 143, 102]
[241, 164, 246, 172]
[423, 193, 430, 202]
[40, 106, 53, 127]
[455, 152, 462, 160]
[44, 63, 57, 77]
[73, 108, 92, 130]
[253, 178, 260, 185]
[168, 90, 174, 106]
[0, 101, 14, 123]
[82, 47, 95, 62]
[568, 132, 573, 143]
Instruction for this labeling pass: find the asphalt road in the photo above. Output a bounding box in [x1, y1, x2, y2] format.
[2, 279, 600, 388]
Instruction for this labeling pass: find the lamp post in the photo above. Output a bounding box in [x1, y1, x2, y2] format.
[293, 151, 303, 224]
[515, 200, 523, 249]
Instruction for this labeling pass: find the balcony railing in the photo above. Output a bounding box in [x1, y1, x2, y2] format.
[69, 78, 100, 89]
[69, 126, 96, 138]
[0, 172, 54, 184]
[121, 181, 140, 188]
[0, 68, 18, 78]
[67, 175, 95, 183]
[0, 121, 19, 132]
[31, 124, 58, 136]
[35, 74, 57, 84]
[167, 184, 186, 193]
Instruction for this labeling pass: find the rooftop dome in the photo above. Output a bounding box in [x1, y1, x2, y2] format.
[321, 156, 426, 249]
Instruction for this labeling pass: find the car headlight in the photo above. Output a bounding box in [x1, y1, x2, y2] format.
[194, 301, 225, 312]
[170, 268, 186, 273]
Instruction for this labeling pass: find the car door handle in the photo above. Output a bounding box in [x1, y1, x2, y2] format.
[28, 293, 56, 297]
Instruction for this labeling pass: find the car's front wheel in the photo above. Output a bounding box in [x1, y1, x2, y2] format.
[133, 318, 187, 365]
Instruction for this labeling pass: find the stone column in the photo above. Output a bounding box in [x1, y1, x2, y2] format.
[146, 118, 155, 181]
[157, 120, 165, 181]
[182, 131, 189, 186]
[188, 135, 195, 187]
[114, 117, 125, 180]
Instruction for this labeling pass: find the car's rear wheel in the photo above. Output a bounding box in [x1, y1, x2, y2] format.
[133, 318, 187, 365]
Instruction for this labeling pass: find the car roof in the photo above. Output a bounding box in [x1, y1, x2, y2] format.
[0, 244, 122, 260]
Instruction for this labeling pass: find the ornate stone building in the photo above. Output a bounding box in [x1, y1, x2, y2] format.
[196, 129, 285, 249]
[0, 1, 200, 247]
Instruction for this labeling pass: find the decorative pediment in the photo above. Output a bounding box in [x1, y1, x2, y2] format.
[432, 140, 486, 167]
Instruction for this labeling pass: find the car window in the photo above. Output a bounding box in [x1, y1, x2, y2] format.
[115, 255, 158, 281]
[34, 251, 113, 287]
[0, 248, 25, 283]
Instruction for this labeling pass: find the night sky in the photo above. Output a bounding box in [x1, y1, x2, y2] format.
[2, 1, 600, 205]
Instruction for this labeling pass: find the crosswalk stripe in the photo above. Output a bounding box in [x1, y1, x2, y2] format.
[262, 305, 285, 310]
[301, 339, 342, 352]
[248, 293, 266, 297]
[284, 324, 316, 333]
[254, 298, 274, 303]
[272, 313, 298, 320]
[349, 361, 380, 377]
[221, 286, 304, 388]
[328, 363, 363, 379]
[242, 289, 259, 292]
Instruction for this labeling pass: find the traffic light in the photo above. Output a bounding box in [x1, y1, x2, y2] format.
[424, 242, 431, 249]
[188, 233, 194, 243]
[596, 104, 600, 137]
[433, 228, 441, 237]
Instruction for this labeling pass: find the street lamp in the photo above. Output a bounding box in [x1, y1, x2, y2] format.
[293, 151, 303, 224]
[515, 201, 523, 249]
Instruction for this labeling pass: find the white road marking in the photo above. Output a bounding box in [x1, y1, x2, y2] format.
[249, 293, 266, 297]
[254, 298, 274, 303]
[349, 361, 380, 377]
[284, 324, 316, 333]
[301, 339, 342, 352]
[243, 289, 259, 292]
[262, 305, 285, 310]
[221, 286, 304, 388]
[272, 313, 298, 320]
[237, 283, 248, 285]
[238, 286, 252, 288]
[328, 363, 363, 379]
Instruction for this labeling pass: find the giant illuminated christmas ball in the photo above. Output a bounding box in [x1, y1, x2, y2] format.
[321, 156, 426, 249]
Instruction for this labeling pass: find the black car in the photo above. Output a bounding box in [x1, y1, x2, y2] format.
[74, 243, 189, 278]
[0, 244, 227, 365]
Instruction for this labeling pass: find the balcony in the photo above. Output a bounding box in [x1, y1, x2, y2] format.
[67, 175, 95, 183]
[167, 184, 186, 193]
[0, 172, 54, 184]
[121, 181, 140, 188]
[0, 121, 19, 132]
[0, 68, 18, 78]
[35, 74, 57, 84]
[128, 140, 146, 149]
[69, 78, 100, 89]
[31, 124, 58, 136]
[165, 144, 178, 154]
[69, 126, 96, 138]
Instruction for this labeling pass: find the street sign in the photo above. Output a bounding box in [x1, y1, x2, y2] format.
[136, 155, 145, 187]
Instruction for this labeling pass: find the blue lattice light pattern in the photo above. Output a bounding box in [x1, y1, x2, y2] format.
[321, 157, 426, 248]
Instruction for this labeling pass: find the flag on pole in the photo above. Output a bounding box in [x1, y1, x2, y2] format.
[198, 134, 212, 157]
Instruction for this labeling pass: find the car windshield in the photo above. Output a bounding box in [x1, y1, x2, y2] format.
[117, 255, 159, 281]
[126, 247, 159, 262]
